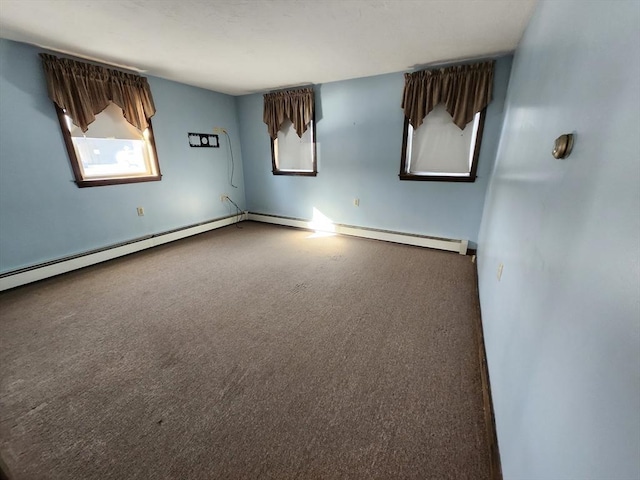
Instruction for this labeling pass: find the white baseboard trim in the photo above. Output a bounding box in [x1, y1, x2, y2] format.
[247, 213, 468, 255]
[0, 213, 246, 291]
[1, 212, 466, 291]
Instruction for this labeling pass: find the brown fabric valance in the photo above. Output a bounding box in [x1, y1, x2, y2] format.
[40, 53, 156, 133]
[263, 88, 314, 140]
[402, 60, 495, 130]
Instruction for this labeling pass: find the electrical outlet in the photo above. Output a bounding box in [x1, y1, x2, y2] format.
[137, 207, 144, 216]
[497, 263, 504, 281]
[353, 198, 360, 207]
[213, 127, 227, 134]
[220, 194, 228, 202]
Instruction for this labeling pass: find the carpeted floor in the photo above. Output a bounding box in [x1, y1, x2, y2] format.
[0, 222, 490, 479]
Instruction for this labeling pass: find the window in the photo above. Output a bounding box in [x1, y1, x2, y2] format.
[263, 87, 317, 176]
[400, 105, 486, 182]
[40, 53, 161, 187]
[399, 60, 494, 182]
[271, 118, 317, 176]
[56, 103, 161, 187]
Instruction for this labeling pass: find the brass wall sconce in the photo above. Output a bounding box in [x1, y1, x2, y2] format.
[552, 133, 574, 159]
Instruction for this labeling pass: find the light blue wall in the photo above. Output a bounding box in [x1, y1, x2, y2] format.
[476, 1, 640, 479]
[0, 39, 246, 273]
[238, 57, 512, 247]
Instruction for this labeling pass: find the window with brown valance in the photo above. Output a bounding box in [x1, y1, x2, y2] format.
[40, 54, 156, 133]
[400, 60, 495, 182]
[263, 88, 314, 140]
[263, 88, 317, 176]
[402, 60, 495, 131]
[40, 54, 161, 187]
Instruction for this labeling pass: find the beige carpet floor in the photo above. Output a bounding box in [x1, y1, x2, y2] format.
[0, 221, 490, 479]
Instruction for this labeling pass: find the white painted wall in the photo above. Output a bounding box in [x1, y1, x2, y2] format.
[477, 1, 640, 479]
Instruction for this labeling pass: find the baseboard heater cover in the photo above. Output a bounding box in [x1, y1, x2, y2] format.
[2, 213, 466, 291]
[0, 213, 247, 291]
[247, 213, 468, 255]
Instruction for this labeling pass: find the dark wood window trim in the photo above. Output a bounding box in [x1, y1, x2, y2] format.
[270, 113, 317, 177]
[399, 108, 486, 183]
[55, 106, 162, 188]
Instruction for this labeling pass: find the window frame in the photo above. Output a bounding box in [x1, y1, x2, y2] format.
[270, 113, 317, 177]
[399, 107, 487, 183]
[54, 105, 162, 188]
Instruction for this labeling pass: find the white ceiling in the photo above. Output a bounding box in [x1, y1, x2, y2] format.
[0, 0, 537, 96]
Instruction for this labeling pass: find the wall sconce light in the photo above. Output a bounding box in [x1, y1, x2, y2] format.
[552, 133, 574, 159]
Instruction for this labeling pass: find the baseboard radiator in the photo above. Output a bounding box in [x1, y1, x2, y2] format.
[248, 212, 468, 255]
[0, 213, 246, 292]
[1, 212, 468, 291]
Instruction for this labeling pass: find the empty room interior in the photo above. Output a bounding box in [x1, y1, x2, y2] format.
[0, 1, 639, 479]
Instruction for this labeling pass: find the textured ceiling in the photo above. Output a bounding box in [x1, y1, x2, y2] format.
[0, 0, 537, 95]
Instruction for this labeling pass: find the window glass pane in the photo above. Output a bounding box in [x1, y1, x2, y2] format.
[67, 102, 156, 179]
[71, 137, 150, 178]
[407, 105, 480, 175]
[274, 118, 314, 171]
